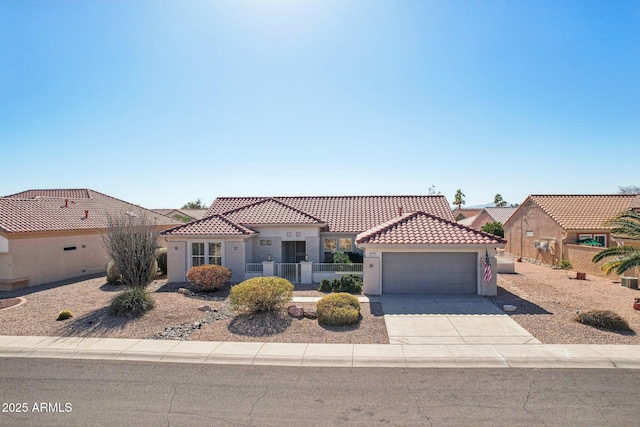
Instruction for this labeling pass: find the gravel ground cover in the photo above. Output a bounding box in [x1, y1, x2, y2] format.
[2, 262, 640, 345]
[0, 276, 387, 344]
[487, 261, 640, 344]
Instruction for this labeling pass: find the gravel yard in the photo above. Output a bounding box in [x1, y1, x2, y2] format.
[487, 261, 640, 344]
[0, 276, 388, 344]
[2, 263, 640, 345]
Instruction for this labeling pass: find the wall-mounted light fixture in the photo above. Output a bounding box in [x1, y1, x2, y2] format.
[267, 254, 272, 261]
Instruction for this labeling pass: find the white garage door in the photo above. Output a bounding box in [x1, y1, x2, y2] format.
[382, 252, 477, 294]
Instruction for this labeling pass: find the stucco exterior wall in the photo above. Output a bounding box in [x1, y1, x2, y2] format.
[225, 240, 247, 283]
[7, 233, 108, 287]
[167, 240, 187, 283]
[0, 235, 8, 253]
[564, 244, 621, 279]
[469, 211, 494, 230]
[504, 203, 563, 265]
[252, 237, 282, 262]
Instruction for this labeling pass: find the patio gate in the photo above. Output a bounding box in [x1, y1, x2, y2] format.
[275, 263, 300, 283]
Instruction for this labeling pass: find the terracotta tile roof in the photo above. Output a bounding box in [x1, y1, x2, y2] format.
[526, 195, 636, 230]
[0, 189, 181, 234]
[208, 196, 454, 233]
[161, 214, 255, 236]
[356, 211, 506, 245]
[631, 195, 640, 210]
[482, 207, 518, 224]
[222, 198, 323, 225]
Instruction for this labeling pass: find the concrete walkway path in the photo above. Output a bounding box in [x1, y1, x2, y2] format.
[1, 335, 639, 368]
[380, 294, 539, 345]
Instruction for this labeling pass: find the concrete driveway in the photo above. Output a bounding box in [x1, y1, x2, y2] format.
[380, 294, 539, 345]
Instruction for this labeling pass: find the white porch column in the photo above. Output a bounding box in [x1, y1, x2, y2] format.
[300, 261, 313, 284]
[262, 261, 275, 277]
[363, 256, 381, 295]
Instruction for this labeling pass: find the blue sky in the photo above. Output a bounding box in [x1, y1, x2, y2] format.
[1, 1, 638, 209]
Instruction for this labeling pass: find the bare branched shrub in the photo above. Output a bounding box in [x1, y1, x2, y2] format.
[103, 212, 159, 288]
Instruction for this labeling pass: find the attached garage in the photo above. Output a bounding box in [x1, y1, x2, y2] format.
[382, 252, 477, 294]
[356, 211, 506, 296]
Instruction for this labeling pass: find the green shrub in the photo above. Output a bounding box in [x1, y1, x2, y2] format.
[316, 293, 361, 326]
[332, 252, 351, 264]
[56, 310, 74, 321]
[335, 274, 363, 294]
[317, 278, 333, 293]
[317, 275, 363, 294]
[574, 310, 632, 332]
[187, 264, 232, 292]
[229, 277, 293, 313]
[106, 261, 122, 285]
[110, 287, 155, 316]
[559, 259, 573, 270]
[156, 247, 168, 274]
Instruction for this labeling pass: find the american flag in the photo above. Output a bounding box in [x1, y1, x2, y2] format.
[482, 250, 492, 284]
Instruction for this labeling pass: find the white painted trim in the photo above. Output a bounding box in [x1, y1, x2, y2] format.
[188, 240, 225, 270]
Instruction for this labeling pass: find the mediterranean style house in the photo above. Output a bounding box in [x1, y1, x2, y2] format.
[503, 194, 639, 276]
[0, 189, 181, 290]
[162, 195, 505, 295]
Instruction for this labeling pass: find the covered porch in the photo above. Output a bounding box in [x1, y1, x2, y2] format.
[244, 261, 363, 284]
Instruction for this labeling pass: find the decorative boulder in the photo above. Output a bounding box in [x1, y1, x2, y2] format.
[303, 308, 318, 319]
[288, 305, 304, 318]
[197, 305, 213, 312]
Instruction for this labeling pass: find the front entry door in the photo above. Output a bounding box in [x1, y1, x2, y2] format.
[282, 241, 306, 263]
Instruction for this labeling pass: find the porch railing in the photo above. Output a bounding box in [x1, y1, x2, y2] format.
[312, 263, 363, 273]
[245, 263, 264, 273]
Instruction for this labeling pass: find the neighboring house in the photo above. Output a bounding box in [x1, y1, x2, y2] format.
[162, 196, 505, 295]
[153, 209, 208, 223]
[0, 189, 181, 290]
[452, 208, 482, 221]
[503, 194, 637, 276]
[469, 207, 518, 230]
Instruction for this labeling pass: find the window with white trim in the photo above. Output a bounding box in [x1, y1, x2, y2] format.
[594, 234, 607, 247]
[191, 241, 222, 267]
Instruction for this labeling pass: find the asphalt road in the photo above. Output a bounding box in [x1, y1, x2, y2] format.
[1, 358, 639, 426]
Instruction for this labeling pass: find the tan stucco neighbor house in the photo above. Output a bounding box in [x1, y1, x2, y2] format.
[162, 195, 505, 295]
[503, 194, 637, 277]
[468, 207, 518, 230]
[0, 189, 181, 290]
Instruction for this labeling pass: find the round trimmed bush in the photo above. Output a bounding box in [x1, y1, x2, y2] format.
[229, 277, 294, 313]
[110, 287, 155, 317]
[316, 293, 361, 326]
[106, 261, 122, 285]
[187, 264, 232, 292]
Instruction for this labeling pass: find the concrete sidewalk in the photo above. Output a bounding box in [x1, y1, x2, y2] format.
[1, 335, 639, 369]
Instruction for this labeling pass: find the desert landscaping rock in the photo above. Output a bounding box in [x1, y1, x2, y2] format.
[288, 305, 304, 318]
[197, 305, 213, 312]
[303, 308, 318, 319]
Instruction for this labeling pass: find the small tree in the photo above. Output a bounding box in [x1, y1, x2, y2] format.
[481, 221, 504, 237]
[494, 194, 507, 207]
[618, 185, 640, 195]
[103, 212, 159, 289]
[453, 189, 466, 210]
[427, 185, 441, 195]
[182, 199, 208, 209]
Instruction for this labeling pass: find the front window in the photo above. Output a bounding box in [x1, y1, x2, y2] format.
[339, 238, 352, 252]
[594, 234, 607, 247]
[208, 242, 222, 265]
[191, 242, 205, 267]
[191, 241, 222, 267]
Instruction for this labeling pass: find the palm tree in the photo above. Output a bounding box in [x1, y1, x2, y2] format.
[592, 211, 640, 275]
[494, 194, 507, 207]
[453, 189, 466, 210]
